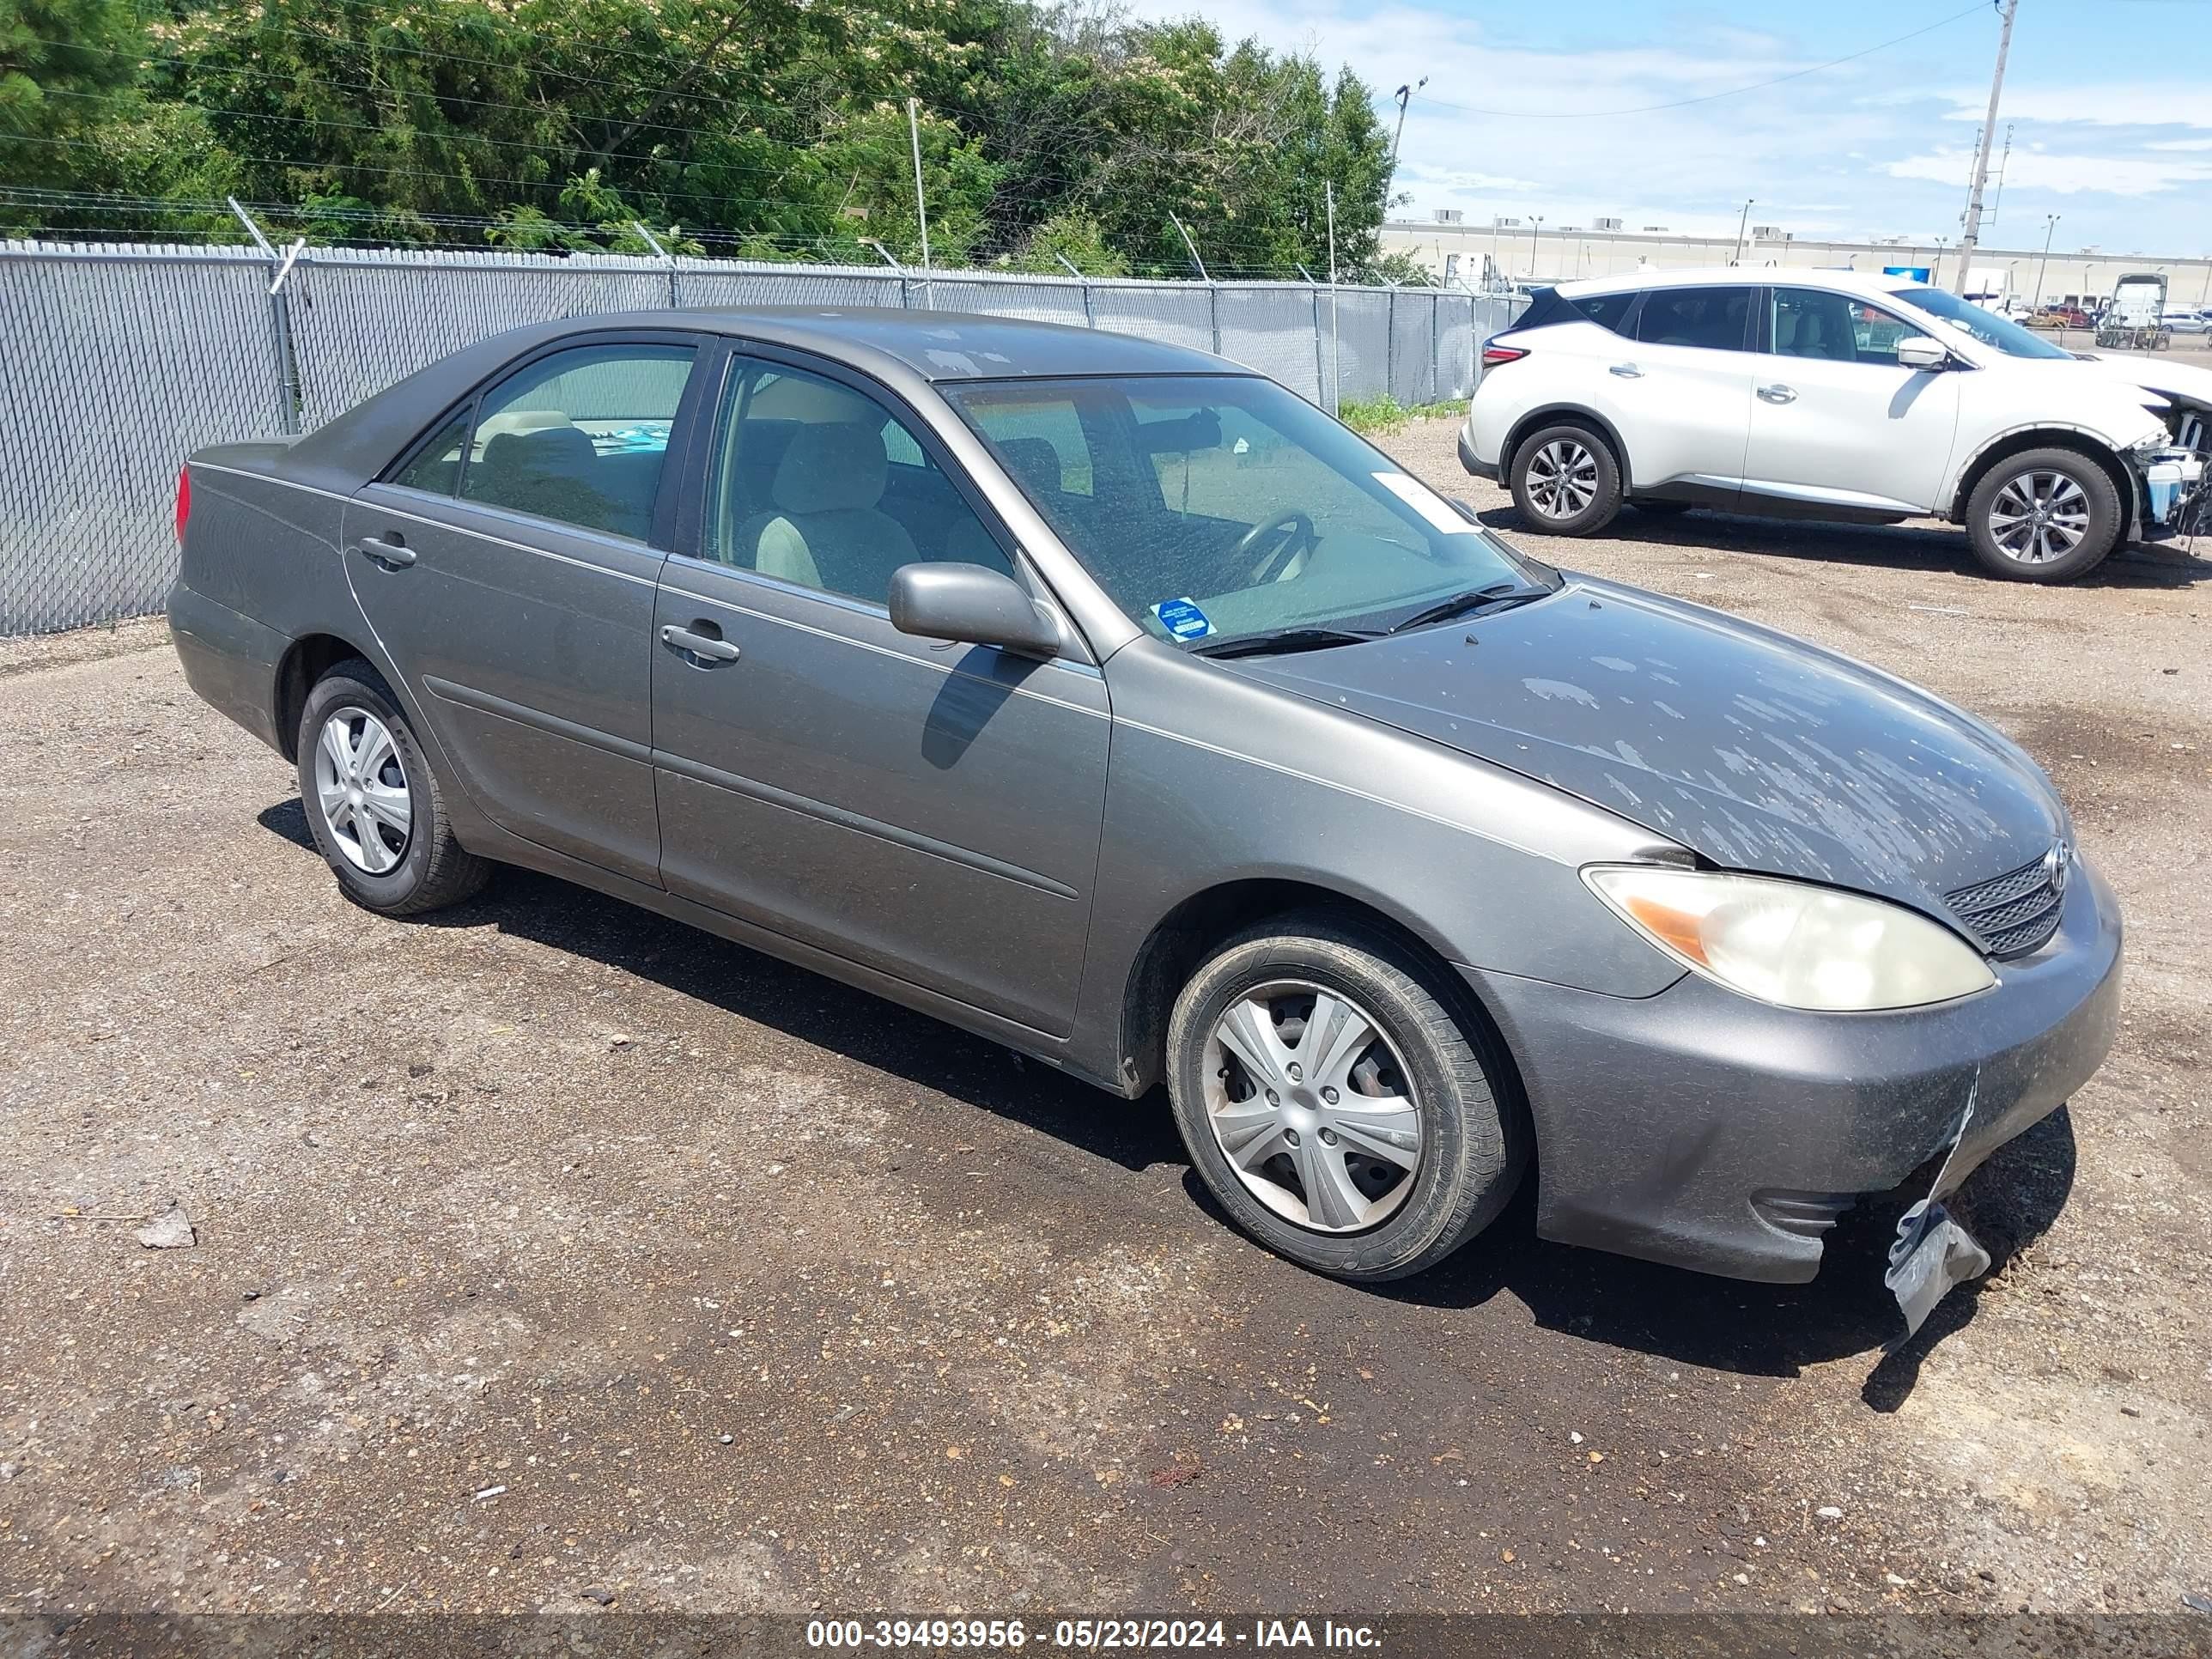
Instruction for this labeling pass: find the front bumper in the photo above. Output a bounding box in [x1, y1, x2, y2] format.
[1460, 856, 2123, 1283]
[2134, 447, 2205, 542]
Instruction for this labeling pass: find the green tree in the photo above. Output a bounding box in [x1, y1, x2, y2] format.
[0, 0, 149, 212]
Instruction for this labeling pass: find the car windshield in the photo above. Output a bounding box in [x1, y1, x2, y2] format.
[941, 375, 1549, 650]
[1891, 284, 2073, 361]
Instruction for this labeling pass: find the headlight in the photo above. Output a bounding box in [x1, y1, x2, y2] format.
[1583, 865, 1995, 1012]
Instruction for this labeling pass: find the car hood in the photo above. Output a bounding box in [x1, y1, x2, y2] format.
[2066, 349, 2212, 416]
[1227, 577, 2064, 922]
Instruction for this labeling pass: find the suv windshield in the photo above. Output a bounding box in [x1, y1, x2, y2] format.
[942, 376, 1549, 649]
[1891, 284, 2073, 361]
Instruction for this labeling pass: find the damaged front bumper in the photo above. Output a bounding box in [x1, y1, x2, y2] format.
[2132, 446, 2206, 542]
[1458, 854, 2123, 1325]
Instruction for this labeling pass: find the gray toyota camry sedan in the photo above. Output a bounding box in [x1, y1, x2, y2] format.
[169, 307, 2120, 1328]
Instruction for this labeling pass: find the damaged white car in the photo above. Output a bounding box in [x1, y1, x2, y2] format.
[1462, 267, 2209, 582]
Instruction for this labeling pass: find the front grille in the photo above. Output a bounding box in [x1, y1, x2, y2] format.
[1947, 846, 2068, 959]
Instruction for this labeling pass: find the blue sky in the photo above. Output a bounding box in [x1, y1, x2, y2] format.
[1127, 0, 2212, 256]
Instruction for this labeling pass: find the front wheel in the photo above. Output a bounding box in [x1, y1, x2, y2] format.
[1509, 422, 1623, 536]
[1165, 916, 1524, 1281]
[297, 659, 490, 916]
[1965, 448, 2122, 583]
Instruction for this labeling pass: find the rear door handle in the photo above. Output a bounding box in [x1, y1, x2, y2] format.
[660, 623, 740, 663]
[1608, 362, 1644, 378]
[353, 535, 415, 568]
[1757, 383, 1797, 404]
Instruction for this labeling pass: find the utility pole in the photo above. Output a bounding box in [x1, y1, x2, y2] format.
[1987, 124, 2014, 230]
[2033, 212, 2059, 308]
[905, 97, 933, 307]
[1389, 78, 1426, 175]
[1734, 198, 1753, 264]
[1954, 0, 2018, 295]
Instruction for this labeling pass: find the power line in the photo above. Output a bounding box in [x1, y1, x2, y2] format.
[0, 130, 1344, 266]
[1414, 2, 1988, 118]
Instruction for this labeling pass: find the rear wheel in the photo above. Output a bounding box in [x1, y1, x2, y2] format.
[1509, 422, 1623, 536]
[1965, 447, 2122, 583]
[297, 659, 489, 916]
[1165, 915, 1524, 1281]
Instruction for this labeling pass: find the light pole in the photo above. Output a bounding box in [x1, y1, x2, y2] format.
[1388, 76, 1427, 222]
[1528, 216, 1542, 278]
[1734, 198, 1753, 264]
[2033, 212, 2059, 308]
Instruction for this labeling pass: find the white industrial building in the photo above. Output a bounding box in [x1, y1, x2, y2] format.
[1382, 213, 2212, 314]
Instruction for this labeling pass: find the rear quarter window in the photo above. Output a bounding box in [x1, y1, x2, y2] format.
[1571, 291, 1637, 334]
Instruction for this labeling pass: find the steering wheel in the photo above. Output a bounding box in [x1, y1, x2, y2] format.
[1233, 510, 1317, 584]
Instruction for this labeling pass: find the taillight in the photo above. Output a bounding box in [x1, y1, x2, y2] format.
[1481, 340, 1529, 368]
[174, 466, 191, 544]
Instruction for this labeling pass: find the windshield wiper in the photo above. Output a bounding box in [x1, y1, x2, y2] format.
[1386, 580, 1553, 635]
[1188, 626, 1382, 659]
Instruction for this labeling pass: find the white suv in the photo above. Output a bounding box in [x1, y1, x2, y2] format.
[1461, 267, 2208, 582]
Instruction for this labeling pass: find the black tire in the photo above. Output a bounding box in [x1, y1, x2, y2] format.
[1632, 498, 1694, 516]
[1164, 915, 1525, 1282]
[1964, 447, 2123, 584]
[296, 658, 490, 916]
[1508, 422, 1623, 536]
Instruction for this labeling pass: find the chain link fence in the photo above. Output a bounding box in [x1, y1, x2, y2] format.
[1, 239, 1519, 636]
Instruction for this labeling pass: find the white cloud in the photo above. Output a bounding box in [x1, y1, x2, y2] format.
[1115, 0, 2212, 250]
[1940, 83, 2212, 130]
[1888, 147, 2212, 198]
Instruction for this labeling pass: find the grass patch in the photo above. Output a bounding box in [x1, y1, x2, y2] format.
[1336, 394, 1465, 434]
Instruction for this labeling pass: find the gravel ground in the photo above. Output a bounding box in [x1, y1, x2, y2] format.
[0, 425, 2207, 1630]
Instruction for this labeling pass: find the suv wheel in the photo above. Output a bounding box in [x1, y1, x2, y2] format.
[298, 659, 490, 916]
[1165, 915, 1524, 1281]
[1966, 447, 2122, 583]
[1509, 422, 1623, 536]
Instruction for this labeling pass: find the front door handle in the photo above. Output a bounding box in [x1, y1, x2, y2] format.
[1757, 383, 1798, 404]
[660, 623, 740, 663]
[354, 535, 415, 568]
[1608, 362, 1644, 378]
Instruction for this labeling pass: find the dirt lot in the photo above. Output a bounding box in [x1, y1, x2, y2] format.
[1, 426, 2208, 1631]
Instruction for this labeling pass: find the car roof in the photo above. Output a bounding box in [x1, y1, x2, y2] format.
[599, 305, 1231, 382]
[283, 305, 1241, 488]
[1552, 265, 1923, 302]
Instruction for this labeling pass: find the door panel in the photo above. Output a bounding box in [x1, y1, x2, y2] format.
[1741, 289, 1962, 512]
[651, 562, 1109, 1035]
[1613, 286, 1759, 496]
[343, 335, 702, 884]
[344, 489, 666, 881]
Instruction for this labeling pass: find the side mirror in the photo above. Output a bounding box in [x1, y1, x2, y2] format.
[888, 562, 1062, 659]
[1896, 335, 1950, 370]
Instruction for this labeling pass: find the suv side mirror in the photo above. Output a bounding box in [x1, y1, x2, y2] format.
[1896, 335, 1950, 370]
[888, 562, 1062, 659]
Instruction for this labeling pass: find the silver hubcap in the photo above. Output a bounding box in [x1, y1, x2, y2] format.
[313, 707, 411, 874]
[1990, 471, 2089, 563]
[1525, 439, 1598, 520]
[1202, 981, 1421, 1234]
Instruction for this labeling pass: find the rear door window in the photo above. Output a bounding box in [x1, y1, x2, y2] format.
[456, 343, 696, 541]
[1637, 287, 1753, 352]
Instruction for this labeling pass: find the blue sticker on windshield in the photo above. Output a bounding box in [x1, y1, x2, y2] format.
[1152, 596, 1215, 641]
